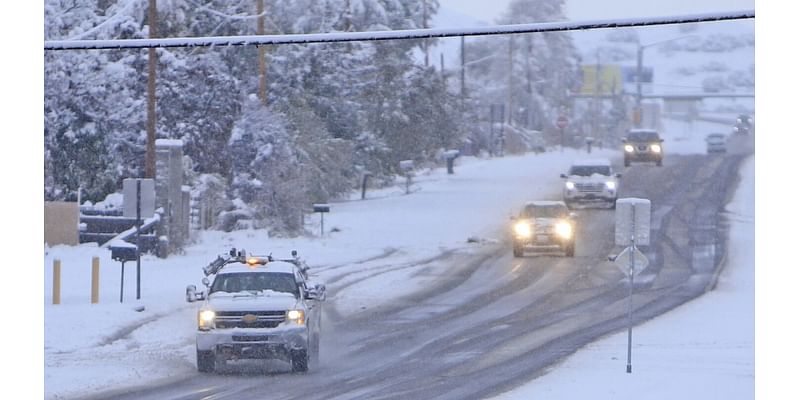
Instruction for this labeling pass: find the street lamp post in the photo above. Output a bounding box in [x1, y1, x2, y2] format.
[634, 35, 699, 127]
[635, 45, 643, 124]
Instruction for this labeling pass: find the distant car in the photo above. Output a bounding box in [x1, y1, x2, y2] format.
[511, 201, 576, 257]
[734, 114, 753, 135]
[622, 129, 664, 167]
[705, 133, 727, 154]
[736, 114, 753, 127]
[733, 123, 749, 135]
[560, 158, 621, 209]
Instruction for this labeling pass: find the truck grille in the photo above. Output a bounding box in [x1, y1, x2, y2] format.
[575, 183, 605, 192]
[232, 335, 271, 342]
[215, 310, 286, 329]
[637, 145, 649, 151]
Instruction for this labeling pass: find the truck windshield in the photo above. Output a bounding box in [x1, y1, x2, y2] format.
[627, 131, 660, 141]
[210, 272, 298, 296]
[521, 205, 567, 219]
[569, 166, 611, 176]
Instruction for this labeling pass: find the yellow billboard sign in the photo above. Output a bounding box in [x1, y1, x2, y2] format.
[580, 64, 623, 95]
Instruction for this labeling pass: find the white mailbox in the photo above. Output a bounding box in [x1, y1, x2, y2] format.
[615, 198, 651, 246]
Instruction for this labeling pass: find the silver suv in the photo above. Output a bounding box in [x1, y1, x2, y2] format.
[186, 249, 326, 373]
[560, 158, 621, 209]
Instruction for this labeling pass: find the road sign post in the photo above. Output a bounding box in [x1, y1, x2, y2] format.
[627, 236, 634, 373]
[614, 198, 651, 373]
[136, 179, 142, 300]
[557, 115, 568, 152]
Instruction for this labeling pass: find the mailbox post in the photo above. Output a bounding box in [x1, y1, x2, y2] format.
[111, 243, 139, 303]
[443, 150, 460, 174]
[361, 172, 372, 200]
[313, 204, 330, 237]
[399, 160, 414, 194]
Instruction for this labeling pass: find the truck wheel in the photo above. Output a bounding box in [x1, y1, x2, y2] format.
[656, 158, 663, 167]
[565, 242, 575, 257]
[513, 242, 524, 257]
[624, 158, 630, 167]
[197, 350, 215, 373]
[311, 334, 321, 369]
[291, 349, 309, 373]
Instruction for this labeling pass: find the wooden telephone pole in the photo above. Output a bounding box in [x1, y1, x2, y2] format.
[145, 0, 157, 178]
[422, 0, 429, 67]
[257, 0, 267, 106]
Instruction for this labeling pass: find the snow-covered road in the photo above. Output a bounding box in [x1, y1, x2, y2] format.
[42, 115, 754, 400]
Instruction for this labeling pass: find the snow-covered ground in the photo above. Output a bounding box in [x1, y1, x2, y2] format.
[41, 115, 750, 399]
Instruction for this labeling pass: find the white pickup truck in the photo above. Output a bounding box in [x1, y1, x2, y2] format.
[186, 249, 326, 373]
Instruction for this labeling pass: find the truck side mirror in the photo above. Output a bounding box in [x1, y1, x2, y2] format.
[306, 283, 327, 301]
[560, 173, 567, 178]
[202, 277, 210, 288]
[615, 173, 622, 178]
[186, 285, 201, 303]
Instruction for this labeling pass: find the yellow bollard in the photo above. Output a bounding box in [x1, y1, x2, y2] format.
[52, 259, 61, 305]
[91, 257, 99, 304]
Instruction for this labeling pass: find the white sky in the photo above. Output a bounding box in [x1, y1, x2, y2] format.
[438, 0, 755, 23]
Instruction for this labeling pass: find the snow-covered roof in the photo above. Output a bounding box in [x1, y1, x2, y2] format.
[570, 158, 612, 167]
[218, 260, 297, 275]
[524, 200, 567, 207]
[628, 128, 659, 133]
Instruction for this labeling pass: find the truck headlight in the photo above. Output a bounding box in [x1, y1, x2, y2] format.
[514, 222, 532, 238]
[650, 144, 662, 153]
[287, 309, 305, 326]
[565, 181, 575, 190]
[199, 309, 215, 330]
[605, 181, 616, 190]
[624, 144, 634, 152]
[555, 221, 573, 239]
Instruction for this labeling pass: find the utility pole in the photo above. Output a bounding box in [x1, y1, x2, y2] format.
[524, 35, 533, 128]
[507, 36, 514, 126]
[635, 44, 643, 127]
[593, 48, 601, 143]
[422, 0, 429, 67]
[145, 0, 157, 179]
[440, 52, 445, 80]
[257, 0, 267, 106]
[460, 36, 466, 106]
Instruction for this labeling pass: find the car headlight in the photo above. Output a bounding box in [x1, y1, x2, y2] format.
[605, 181, 616, 190]
[565, 181, 575, 190]
[555, 221, 573, 239]
[650, 144, 662, 153]
[624, 144, 634, 153]
[514, 222, 532, 238]
[287, 309, 305, 325]
[198, 309, 215, 330]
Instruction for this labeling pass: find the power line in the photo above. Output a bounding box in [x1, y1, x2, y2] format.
[44, 9, 754, 51]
